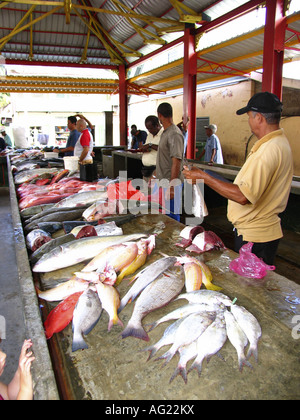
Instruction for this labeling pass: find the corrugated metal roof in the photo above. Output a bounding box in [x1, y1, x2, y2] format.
[0, 0, 299, 94]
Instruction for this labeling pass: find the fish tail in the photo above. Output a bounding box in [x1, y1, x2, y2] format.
[154, 350, 175, 367]
[169, 366, 188, 384]
[188, 360, 203, 378]
[238, 354, 253, 372]
[204, 281, 222, 291]
[121, 320, 149, 341]
[72, 333, 89, 352]
[140, 345, 158, 361]
[145, 321, 157, 332]
[246, 345, 258, 362]
[108, 316, 124, 332]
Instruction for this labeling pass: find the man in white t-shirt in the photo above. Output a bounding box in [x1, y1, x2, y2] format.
[141, 115, 163, 180]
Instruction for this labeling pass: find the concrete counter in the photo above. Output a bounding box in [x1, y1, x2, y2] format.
[37, 214, 300, 400]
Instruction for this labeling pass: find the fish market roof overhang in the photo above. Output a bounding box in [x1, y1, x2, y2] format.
[0, 0, 300, 95]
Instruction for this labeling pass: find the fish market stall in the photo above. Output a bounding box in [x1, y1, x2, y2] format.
[110, 150, 143, 179]
[7, 152, 300, 400]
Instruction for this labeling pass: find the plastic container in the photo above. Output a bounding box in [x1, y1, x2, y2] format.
[63, 156, 79, 171]
[44, 152, 59, 159]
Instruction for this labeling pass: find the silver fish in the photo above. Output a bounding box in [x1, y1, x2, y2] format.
[53, 190, 107, 208]
[189, 312, 227, 377]
[142, 318, 185, 360]
[224, 310, 252, 371]
[20, 203, 55, 218]
[14, 168, 58, 184]
[30, 233, 75, 265]
[146, 302, 222, 332]
[121, 272, 184, 341]
[230, 304, 262, 362]
[176, 290, 232, 307]
[118, 256, 178, 313]
[155, 311, 215, 365]
[72, 288, 103, 352]
[32, 233, 146, 272]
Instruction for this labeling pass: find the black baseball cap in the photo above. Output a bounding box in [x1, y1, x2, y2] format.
[236, 92, 282, 115]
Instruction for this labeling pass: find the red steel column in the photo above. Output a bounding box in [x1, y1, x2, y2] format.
[183, 24, 197, 160]
[262, 0, 286, 99]
[119, 64, 128, 146]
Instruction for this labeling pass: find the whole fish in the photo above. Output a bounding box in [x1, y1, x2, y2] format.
[37, 276, 89, 302]
[116, 235, 155, 285]
[121, 271, 184, 341]
[189, 312, 227, 377]
[177, 256, 222, 291]
[26, 205, 89, 223]
[72, 288, 103, 352]
[118, 256, 178, 313]
[142, 318, 185, 361]
[155, 311, 215, 365]
[53, 190, 107, 208]
[32, 233, 146, 272]
[170, 341, 198, 384]
[44, 292, 83, 339]
[26, 228, 52, 251]
[176, 290, 232, 307]
[14, 168, 58, 184]
[146, 302, 222, 332]
[80, 242, 138, 273]
[95, 282, 123, 331]
[20, 203, 55, 218]
[30, 233, 75, 265]
[224, 310, 252, 371]
[230, 304, 262, 362]
[25, 208, 85, 232]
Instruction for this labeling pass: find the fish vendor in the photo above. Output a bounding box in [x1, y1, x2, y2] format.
[53, 116, 80, 156]
[183, 91, 293, 265]
[74, 118, 94, 165]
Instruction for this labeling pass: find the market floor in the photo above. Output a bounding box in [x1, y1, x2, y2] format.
[0, 188, 26, 384]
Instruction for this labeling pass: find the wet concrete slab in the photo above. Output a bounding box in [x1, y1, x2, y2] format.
[37, 214, 300, 400]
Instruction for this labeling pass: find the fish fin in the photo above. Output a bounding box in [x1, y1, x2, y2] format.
[144, 321, 157, 332]
[154, 350, 175, 367]
[246, 345, 258, 362]
[169, 366, 188, 384]
[72, 333, 89, 352]
[140, 345, 158, 361]
[121, 320, 149, 341]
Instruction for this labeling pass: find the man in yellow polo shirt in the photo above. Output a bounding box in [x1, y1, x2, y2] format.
[183, 92, 293, 265]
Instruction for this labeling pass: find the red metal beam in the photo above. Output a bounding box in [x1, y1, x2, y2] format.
[183, 25, 197, 160]
[262, 0, 286, 99]
[119, 64, 128, 146]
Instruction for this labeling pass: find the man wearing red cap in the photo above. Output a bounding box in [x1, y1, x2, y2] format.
[183, 92, 293, 265]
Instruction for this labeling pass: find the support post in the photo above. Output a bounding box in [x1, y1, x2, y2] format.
[183, 24, 197, 160]
[119, 64, 128, 146]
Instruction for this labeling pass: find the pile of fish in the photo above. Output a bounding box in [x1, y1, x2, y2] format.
[142, 290, 262, 383]
[36, 234, 156, 350]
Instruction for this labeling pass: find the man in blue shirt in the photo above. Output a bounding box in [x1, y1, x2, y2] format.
[130, 124, 147, 150]
[199, 124, 224, 164]
[54, 116, 80, 156]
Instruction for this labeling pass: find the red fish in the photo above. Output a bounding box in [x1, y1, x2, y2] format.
[44, 292, 83, 339]
[49, 169, 69, 185]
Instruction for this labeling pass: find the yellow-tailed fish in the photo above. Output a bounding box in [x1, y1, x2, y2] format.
[115, 235, 156, 285]
[95, 282, 123, 331]
[36, 276, 89, 302]
[177, 256, 222, 291]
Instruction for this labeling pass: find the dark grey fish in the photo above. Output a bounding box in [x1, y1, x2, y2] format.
[25, 208, 85, 232]
[30, 233, 76, 264]
[37, 222, 63, 234]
